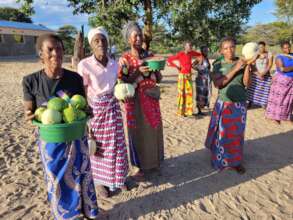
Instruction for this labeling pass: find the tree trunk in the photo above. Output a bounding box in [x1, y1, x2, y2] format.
[71, 31, 85, 69]
[143, 0, 152, 51]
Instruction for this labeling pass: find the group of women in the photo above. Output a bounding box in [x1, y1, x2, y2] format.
[22, 20, 292, 219]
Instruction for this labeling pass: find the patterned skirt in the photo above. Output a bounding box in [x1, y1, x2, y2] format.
[195, 74, 212, 108]
[38, 138, 99, 220]
[247, 73, 272, 106]
[265, 73, 293, 121]
[90, 93, 128, 191]
[177, 73, 193, 116]
[205, 99, 247, 170]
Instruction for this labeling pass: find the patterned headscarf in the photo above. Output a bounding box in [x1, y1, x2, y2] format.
[122, 21, 142, 44]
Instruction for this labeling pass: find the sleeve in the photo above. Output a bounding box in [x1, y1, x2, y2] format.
[167, 53, 181, 68]
[22, 76, 35, 101]
[211, 61, 222, 80]
[77, 61, 89, 86]
[190, 50, 202, 58]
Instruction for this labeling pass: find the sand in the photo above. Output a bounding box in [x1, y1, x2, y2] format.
[0, 60, 292, 220]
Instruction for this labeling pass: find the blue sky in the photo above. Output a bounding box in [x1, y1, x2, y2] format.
[0, 0, 278, 33]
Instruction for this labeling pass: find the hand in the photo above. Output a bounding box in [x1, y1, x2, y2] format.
[25, 110, 35, 121]
[234, 59, 246, 71]
[138, 65, 150, 73]
[119, 57, 129, 68]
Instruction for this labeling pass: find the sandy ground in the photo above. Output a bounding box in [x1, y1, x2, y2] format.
[0, 60, 292, 220]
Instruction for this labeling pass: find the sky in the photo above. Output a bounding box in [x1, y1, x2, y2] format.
[0, 0, 278, 34]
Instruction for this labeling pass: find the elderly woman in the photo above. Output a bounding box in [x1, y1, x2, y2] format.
[205, 37, 253, 174]
[247, 41, 273, 108]
[118, 21, 164, 177]
[266, 41, 293, 123]
[193, 46, 212, 115]
[22, 34, 99, 219]
[78, 27, 128, 197]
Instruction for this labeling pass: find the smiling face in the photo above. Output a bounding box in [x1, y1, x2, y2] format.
[90, 33, 108, 57]
[258, 44, 266, 53]
[220, 40, 236, 60]
[40, 38, 63, 71]
[282, 43, 291, 54]
[129, 30, 143, 50]
[184, 42, 192, 53]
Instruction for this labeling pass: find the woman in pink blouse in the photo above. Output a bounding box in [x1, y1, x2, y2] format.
[78, 27, 128, 198]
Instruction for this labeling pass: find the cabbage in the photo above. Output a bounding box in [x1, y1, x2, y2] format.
[63, 105, 77, 123]
[41, 109, 62, 125]
[47, 97, 66, 111]
[76, 109, 87, 120]
[34, 107, 46, 122]
[70, 95, 87, 110]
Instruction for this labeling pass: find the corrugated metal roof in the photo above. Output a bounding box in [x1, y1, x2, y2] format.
[0, 20, 53, 32]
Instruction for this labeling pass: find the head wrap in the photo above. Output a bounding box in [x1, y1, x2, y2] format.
[87, 26, 109, 45]
[122, 21, 141, 43]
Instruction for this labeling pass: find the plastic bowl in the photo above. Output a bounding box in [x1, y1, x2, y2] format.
[33, 119, 87, 143]
[145, 59, 166, 71]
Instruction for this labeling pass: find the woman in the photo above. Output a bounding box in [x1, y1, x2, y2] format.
[22, 34, 99, 219]
[266, 41, 293, 123]
[193, 46, 212, 115]
[78, 27, 128, 197]
[167, 41, 202, 116]
[205, 37, 253, 174]
[247, 41, 273, 108]
[118, 21, 164, 177]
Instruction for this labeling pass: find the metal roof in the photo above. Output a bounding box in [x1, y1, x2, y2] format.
[0, 20, 53, 32]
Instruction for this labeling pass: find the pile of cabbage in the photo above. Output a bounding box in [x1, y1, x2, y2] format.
[34, 94, 87, 125]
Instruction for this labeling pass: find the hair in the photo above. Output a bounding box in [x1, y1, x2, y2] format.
[280, 40, 291, 48]
[200, 45, 208, 52]
[36, 34, 64, 53]
[258, 41, 266, 46]
[184, 40, 192, 46]
[219, 36, 236, 49]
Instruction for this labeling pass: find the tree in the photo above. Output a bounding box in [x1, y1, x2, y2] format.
[275, 0, 293, 24]
[0, 7, 32, 23]
[57, 25, 78, 55]
[17, 0, 261, 51]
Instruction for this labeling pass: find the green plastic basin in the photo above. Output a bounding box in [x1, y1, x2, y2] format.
[145, 59, 166, 71]
[33, 119, 87, 143]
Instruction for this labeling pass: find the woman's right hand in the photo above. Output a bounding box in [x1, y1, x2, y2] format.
[119, 57, 129, 68]
[138, 65, 150, 73]
[234, 59, 246, 72]
[25, 110, 35, 121]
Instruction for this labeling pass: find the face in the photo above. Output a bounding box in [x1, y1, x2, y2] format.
[282, 43, 291, 54]
[129, 30, 142, 49]
[258, 44, 266, 53]
[184, 42, 192, 52]
[90, 34, 108, 57]
[40, 39, 63, 70]
[221, 41, 235, 60]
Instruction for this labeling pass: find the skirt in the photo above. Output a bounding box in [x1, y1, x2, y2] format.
[177, 73, 193, 116]
[247, 73, 272, 106]
[90, 93, 128, 191]
[265, 73, 293, 121]
[38, 137, 99, 220]
[205, 99, 247, 170]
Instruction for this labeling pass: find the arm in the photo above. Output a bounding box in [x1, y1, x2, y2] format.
[22, 77, 36, 121]
[243, 64, 252, 87]
[211, 59, 246, 89]
[167, 53, 181, 70]
[276, 57, 293, 72]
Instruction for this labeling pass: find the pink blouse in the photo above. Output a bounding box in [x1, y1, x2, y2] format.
[77, 55, 118, 107]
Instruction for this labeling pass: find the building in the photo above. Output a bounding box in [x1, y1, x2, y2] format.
[0, 20, 54, 57]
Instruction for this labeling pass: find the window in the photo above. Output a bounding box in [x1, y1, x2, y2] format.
[14, 34, 25, 43]
[0, 34, 3, 43]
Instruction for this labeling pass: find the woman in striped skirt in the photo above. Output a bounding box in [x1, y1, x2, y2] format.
[78, 27, 128, 197]
[247, 41, 273, 108]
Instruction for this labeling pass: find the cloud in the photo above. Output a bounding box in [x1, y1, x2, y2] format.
[0, 0, 21, 8]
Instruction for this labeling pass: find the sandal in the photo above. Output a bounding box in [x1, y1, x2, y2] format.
[95, 185, 109, 198]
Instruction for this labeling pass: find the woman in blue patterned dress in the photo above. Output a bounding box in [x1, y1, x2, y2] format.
[22, 34, 99, 219]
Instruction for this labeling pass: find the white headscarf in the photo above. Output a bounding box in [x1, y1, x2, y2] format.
[87, 26, 109, 45]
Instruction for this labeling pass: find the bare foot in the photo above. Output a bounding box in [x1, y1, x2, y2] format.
[95, 185, 109, 198]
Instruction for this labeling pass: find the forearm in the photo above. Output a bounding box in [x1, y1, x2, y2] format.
[213, 68, 239, 88]
[243, 65, 251, 87]
[281, 66, 293, 72]
[154, 71, 163, 83]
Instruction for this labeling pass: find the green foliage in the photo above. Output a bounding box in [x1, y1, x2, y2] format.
[16, 0, 35, 16]
[0, 7, 32, 23]
[241, 22, 293, 45]
[275, 0, 293, 24]
[57, 25, 78, 55]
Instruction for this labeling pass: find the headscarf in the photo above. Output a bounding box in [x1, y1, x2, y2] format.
[87, 26, 109, 45]
[122, 21, 141, 43]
